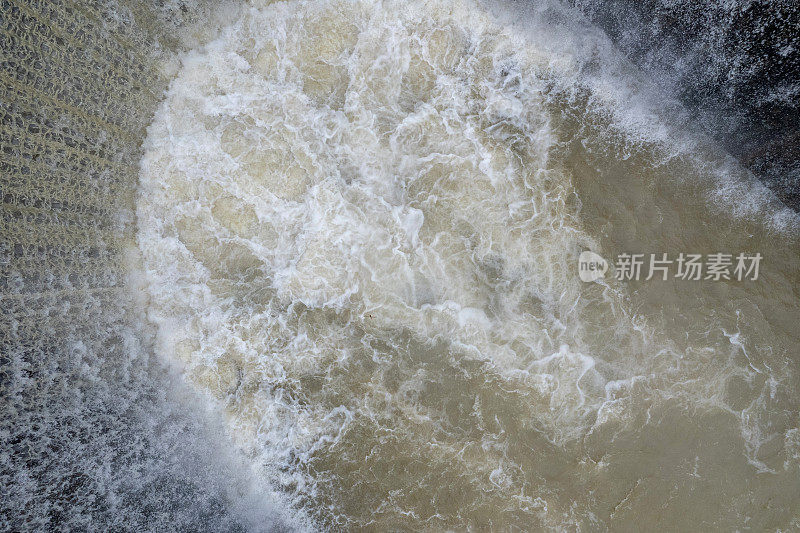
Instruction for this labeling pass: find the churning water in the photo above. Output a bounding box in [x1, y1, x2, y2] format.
[134, 0, 800, 529]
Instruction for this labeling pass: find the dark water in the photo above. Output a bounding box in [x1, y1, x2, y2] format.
[569, 0, 800, 210]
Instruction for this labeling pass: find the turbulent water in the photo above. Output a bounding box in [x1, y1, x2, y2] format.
[136, 0, 800, 529]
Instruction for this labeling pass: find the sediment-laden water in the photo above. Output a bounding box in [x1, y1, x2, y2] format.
[135, 0, 800, 529]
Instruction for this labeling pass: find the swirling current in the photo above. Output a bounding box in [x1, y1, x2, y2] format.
[131, 0, 800, 529]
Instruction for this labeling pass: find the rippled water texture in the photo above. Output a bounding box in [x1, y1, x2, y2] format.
[136, 0, 800, 529]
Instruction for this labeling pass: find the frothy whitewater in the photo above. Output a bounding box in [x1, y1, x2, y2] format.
[136, 0, 800, 529]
